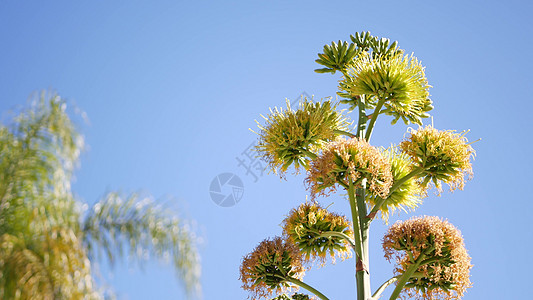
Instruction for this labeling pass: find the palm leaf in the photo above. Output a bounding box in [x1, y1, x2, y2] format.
[82, 193, 201, 296]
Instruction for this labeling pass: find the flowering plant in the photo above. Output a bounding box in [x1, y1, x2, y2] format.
[240, 32, 475, 300]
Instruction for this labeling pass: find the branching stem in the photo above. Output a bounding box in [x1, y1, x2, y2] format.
[367, 166, 426, 219]
[371, 276, 400, 299]
[388, 252, 427, 300]
[364, 98, 386, 141]
[286, 277, 330, 300]
[301, 148, 318, 160]
[309, 230, 356, 251]
[334, 129, 356, 138]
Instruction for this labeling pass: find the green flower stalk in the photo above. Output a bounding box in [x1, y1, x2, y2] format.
[399, 126, 475, 193]
[242, 32, 477, 300]
[383, 216, 472, 300]
[306, 137, 393, 199]
[283, 202, 353, 265]
[340, 52, 433, 125]
[240, 237, 305, 299]
[255, 99, 351, 176]
[367, 147, 426, 221]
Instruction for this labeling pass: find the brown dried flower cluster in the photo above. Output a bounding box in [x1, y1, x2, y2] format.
[306, 137, 393, 198]
[400, 126, 475, 193]
[240, 237, 305, 299]
[283, 202, 352, 265]
[383, 216, 472, 300]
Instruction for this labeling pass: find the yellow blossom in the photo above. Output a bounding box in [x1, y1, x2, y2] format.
[306, 137, 393, 198]
[340, 52, 433, 125]
[399, 126, 475, 193]
[283, 202, 352, 265]
[240, 237, 305, 299]
[367, 147, 425, 221]
[255, 99, 351, 176]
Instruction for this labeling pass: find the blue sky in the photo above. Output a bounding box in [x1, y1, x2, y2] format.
[1, 1, 532, 299]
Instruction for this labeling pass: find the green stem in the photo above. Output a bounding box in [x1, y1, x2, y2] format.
[286, 277, 330, 300]
[347, 178, 364, 260]
[389, 253, 427, 300]
[419, 256, 447, 266]
[356, 182, 371, 300]
[338, 179, 349, 189]
[300, 148, 317, 160]
[356, 96, 367, 139]
[334, 129, 356, 138]
[348, 178, 368, 300]
[364, 98, 386, 142]
[309, 230, 356, 252]
[371, 276, 400, 299]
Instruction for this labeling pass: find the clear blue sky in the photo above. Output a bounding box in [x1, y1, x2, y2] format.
[1, 1, 531, 299]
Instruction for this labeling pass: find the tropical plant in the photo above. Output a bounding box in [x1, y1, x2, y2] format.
[240, 32, 476, 300]
[0, 92, 200, 299]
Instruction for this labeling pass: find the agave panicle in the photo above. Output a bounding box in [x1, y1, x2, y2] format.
[240, 237, 305, 299]
[306, 137, 393, 199]
[383, 216, 472, 300]
[340, 52, 433, 125]
[283, 202, 352, 265]
[255, 99, 351, 177]
[399, 126, 475, 193]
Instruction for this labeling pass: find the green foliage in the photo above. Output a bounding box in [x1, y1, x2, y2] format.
[0, 92, 200, 299]
[82, 193, 200, 293]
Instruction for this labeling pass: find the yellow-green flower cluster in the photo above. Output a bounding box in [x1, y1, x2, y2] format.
[306, 137, 393, 198]
[400, 126, 475, 193]
[283, 202, 352, 265]
[383, 216, 472, 300]
[256, 99, 351, 176]
[367, 147, 425, 221]
[340, 52, 432, 125]
[240, 237, 305, 299]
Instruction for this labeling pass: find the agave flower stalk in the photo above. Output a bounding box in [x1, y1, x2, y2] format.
[241, 32, 475, 300]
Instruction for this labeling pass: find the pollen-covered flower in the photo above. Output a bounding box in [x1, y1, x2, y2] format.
[283, 202, 352, 265]
[255, 99, 351, 176]
[240, 237, 305, 299]
[383, 216, 472, 300]
[306, 137, 393, 198]
[399, 126, 475, 193]
[340, 52, 432, 125]
[367, 147, 425, 221]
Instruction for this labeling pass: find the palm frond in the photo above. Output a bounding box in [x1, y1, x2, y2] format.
[0, 233, 54, 299]
[82, 193, 201, 296]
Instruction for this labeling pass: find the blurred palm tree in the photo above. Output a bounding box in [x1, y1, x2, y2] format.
[0, 92, 200, 299]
